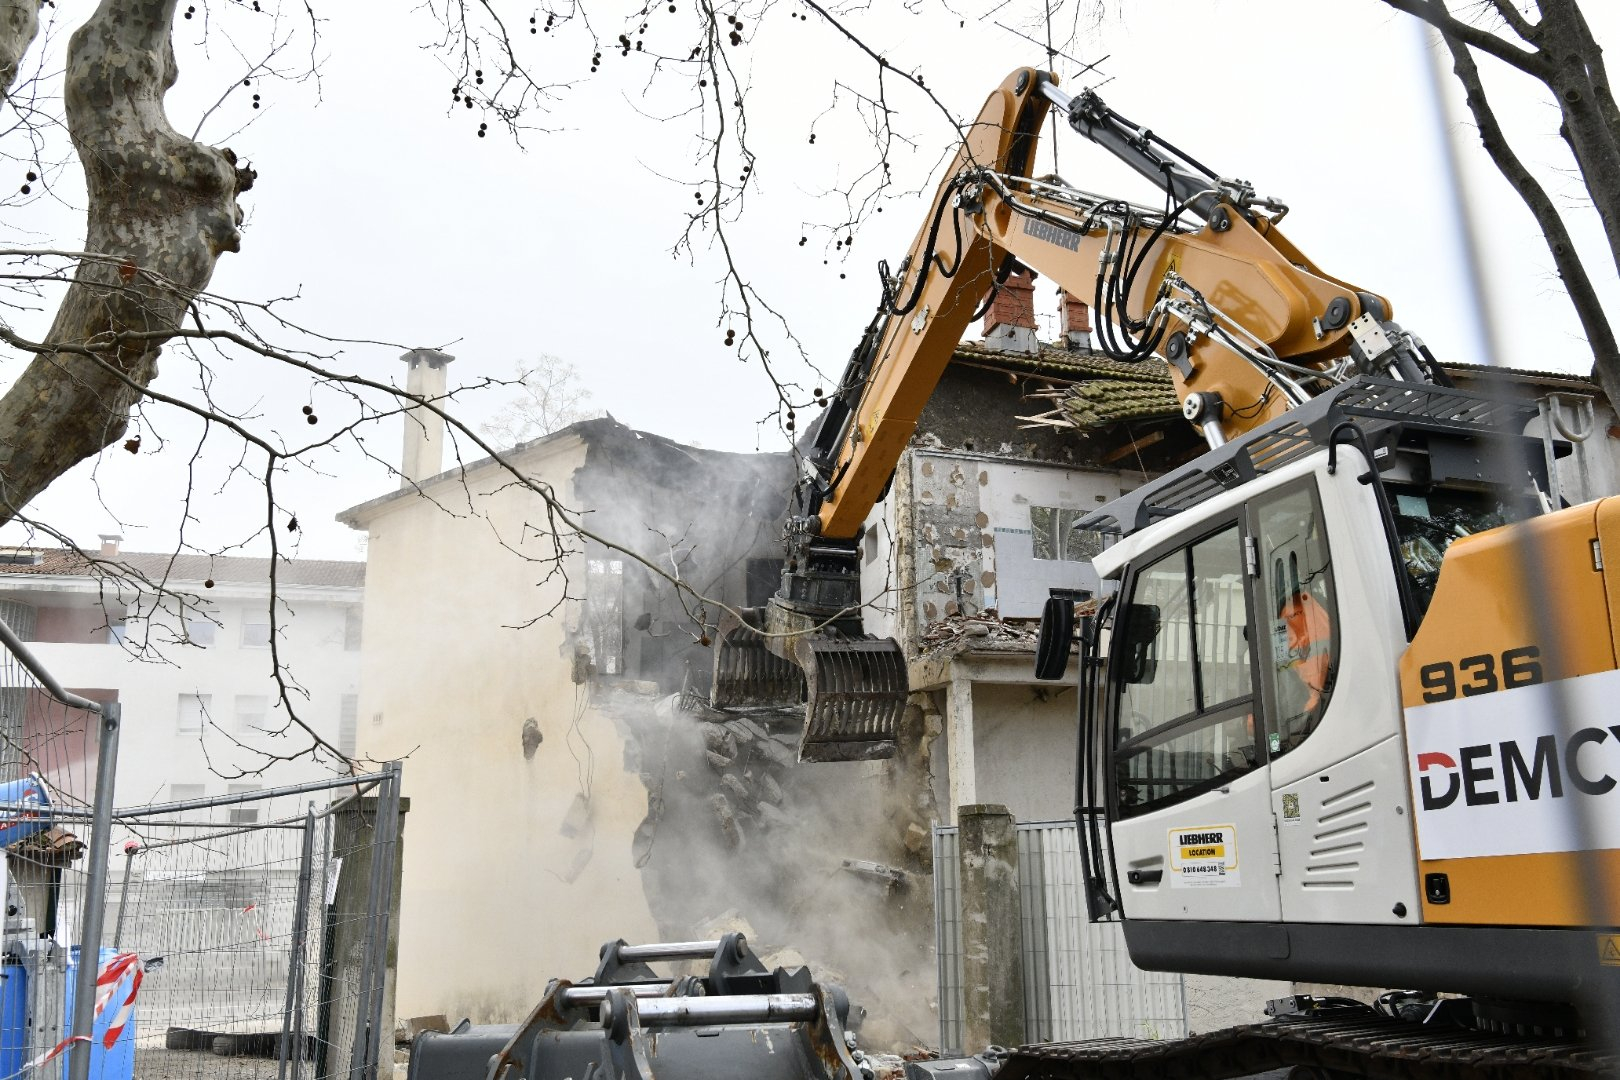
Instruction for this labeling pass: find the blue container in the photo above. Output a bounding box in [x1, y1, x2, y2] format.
[61, 948, 134, 1080]
[0, 774, 51, 848]
[0, 963, 26, 1080]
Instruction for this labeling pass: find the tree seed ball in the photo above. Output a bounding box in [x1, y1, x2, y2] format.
[301, 404, 312, 415]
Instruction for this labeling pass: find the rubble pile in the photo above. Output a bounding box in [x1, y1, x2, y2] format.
[918, 612, 1039, 659]
[697, 709, 800, 847]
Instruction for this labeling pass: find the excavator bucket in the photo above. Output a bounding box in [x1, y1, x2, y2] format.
[711, 609, 802, 708]
[711, 608, 905, 762]
[796, 636, 905, 761]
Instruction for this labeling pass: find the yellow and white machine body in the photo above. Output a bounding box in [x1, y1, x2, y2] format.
[1077, 379, 1618, 1003]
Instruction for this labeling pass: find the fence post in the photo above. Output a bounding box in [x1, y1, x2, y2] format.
[958, 803, 1023, 1053]
[281, 805, 318, 1080]
[320, 768, 407, 1080]
[67, 701, 121, 1080]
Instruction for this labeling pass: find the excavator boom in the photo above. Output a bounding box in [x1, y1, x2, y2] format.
[715, 67, 1444, 762]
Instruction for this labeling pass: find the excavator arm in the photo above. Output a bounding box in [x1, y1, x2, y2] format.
[715, 67, 1446, 761]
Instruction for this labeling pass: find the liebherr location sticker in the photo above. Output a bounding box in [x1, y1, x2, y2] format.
[1406, 667, 1620, 860]
[1167, 824, 1240, 888]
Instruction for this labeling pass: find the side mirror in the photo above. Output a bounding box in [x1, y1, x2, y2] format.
[1035, 596, 1075, 680]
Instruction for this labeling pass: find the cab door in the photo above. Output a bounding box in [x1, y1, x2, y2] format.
[1107, 521, 1284, 923]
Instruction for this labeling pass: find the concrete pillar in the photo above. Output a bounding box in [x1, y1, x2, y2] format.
[399, 349, 454, 487]
[958, 803, 1024, 1052]
[946, 672, 976, 823]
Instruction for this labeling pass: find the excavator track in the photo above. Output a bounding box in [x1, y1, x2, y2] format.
[996, 1017, 1617, 1080]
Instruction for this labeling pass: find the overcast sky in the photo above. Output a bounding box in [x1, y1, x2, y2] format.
[2, 0, 1616, 561]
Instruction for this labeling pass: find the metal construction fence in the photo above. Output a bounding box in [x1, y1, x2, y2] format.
[0, 619, 404, 1080]
[934, 819, 1187, 1053]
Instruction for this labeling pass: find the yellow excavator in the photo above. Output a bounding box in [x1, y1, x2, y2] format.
[714, 66, 1620, 1065]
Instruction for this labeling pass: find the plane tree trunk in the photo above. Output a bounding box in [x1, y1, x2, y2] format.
[0, 0, 253, 523]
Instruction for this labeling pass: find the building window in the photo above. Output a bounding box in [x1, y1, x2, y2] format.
[168, 783, 205, 803]
[339, 695, 358, 756]
[226, 783, 261, 825]
[240, 621, 271, 649]
[107, 620, 128, 646]
[177, 694, 211, 733]
[185, 617, 217, 647]
[1031, 506, 1107, 562]
[343, 607, 362, 651]
[234, 695, 270, 733]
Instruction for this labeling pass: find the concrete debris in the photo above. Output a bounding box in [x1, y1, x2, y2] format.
[918, 612, 1038, 659]
[840, 858, 909, 888]
[709, 793, 744, 850]
[721, 772, 752, 805]
[702, 725, 738, 759]
[697, 909, 758, 942]
[902, 822, 930, 854]
[705, 750, 735, 770]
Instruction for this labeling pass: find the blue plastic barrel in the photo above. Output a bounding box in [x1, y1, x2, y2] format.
[61, 948, 134, 1080]
[0, 963, 26, 1080]
[0, 774, 51, 848]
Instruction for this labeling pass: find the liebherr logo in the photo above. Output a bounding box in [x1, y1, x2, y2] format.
[1417, 726, 1620, 811]
[1176, 831, 1225, 846]
[1022, 216, 1081, 252]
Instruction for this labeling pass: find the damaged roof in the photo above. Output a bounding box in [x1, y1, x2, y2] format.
[951, 339, 1179, 430]
[950, 340, 1607, 433]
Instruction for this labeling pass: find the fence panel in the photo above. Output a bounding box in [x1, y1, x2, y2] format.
[0, 618, 402, 1080]
[934, 818, 1187, 1053]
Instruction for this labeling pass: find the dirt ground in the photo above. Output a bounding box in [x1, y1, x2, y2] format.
[133, 1046, 306, 1080]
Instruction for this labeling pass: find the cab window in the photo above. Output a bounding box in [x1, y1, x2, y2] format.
[1252, 484, 1337, 757]
[1114, 525, 1257, 818]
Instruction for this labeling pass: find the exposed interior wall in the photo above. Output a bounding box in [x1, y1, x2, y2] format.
[966, 683, 1078, 823]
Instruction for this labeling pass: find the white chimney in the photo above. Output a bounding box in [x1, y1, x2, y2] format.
[98, 533, 122, 558]
[400, 349, 455, 487]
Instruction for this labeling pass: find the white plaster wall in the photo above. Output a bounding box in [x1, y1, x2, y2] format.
[349, 438, 659, 1023]
[966, 683, 1079, 823]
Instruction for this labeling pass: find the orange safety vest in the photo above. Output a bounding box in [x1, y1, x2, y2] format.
[1280, 591, 1331, 713]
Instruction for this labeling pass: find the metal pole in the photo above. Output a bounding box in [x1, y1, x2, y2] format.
[67, 701, 121, 1080]
[280, 806, 318, 1080]
[111, 842, 138, 949]
[315, 809, 334, 1080]
[348, 772, 392, 1080]
[361, 763, 402, 1080]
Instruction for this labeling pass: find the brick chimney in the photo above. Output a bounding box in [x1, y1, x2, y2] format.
[98, 533, 121, 558]
[981, 269, 1039, 354]
[1060, 290, 1092, 350]
[400, 349, 455, 487]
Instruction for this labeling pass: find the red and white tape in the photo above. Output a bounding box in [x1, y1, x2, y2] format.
[27, 952, 143, 1071]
